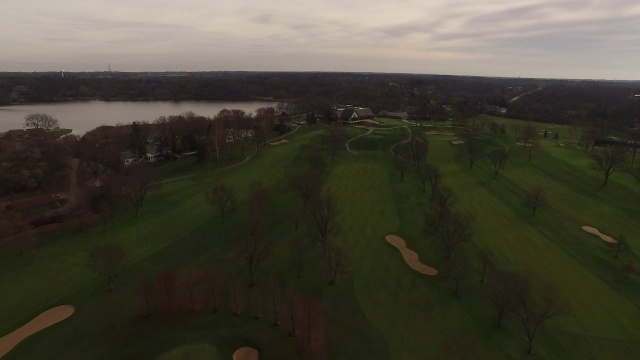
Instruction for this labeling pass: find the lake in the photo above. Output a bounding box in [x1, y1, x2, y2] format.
[0, 100, 277, 134]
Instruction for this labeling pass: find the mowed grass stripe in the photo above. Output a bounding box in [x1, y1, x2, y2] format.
[328, 160, 493, 359]
[428, 137, 640, 339]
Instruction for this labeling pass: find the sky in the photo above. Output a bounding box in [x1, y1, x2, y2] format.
[2, 0, 640, 79]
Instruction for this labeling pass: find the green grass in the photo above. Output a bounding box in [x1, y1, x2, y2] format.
[2, 120, 640, 359]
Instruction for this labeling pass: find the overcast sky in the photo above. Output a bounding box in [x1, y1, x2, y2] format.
[2, 0, 640, 79]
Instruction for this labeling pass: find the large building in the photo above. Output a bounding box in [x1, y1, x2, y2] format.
[328, 105, 374, 123]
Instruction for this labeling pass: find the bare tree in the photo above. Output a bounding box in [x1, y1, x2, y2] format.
[208, 183, 236, 223]
[240, 183, 272, 287]
[447, 254, 470, 295]
[409, 135, 429, 168]
[592, 146, 626, 186]
[291, 237, 310, 278]
[157, 270, 177, 314]
[253, 107, 276, 147]
[478, 249, 494, 283]
[580, 127, 598, 151]
[87, 244, 125, 292]
[229, 278, 245, 316]
[478, 116, 489, 132]
[306, 147, 327, 175]
[207, 116, 227, 166]
[119, 163, 158, 217]
[393, 154, 408, 182]
[182, 263, 201, 313]
[527, 186, 547, 216]
[509, 276, 565, 354]
[621, 260, 636, 278]
[0, 208, 34, 255]
[612, 235, 629, 259]
[489, 148, 508, 179]
[427, 186, 455, 231]
[437, 210, 474, 260]
[625, 130, 640, 166]
[251, 287, 263, 319]
[326, 242, 349, 285]
[489, 121, 500, 137]
[326, 123, 345, 162]
[488, 271, 515, 328]
[140, 279, 154, 318]
[309, 192, 340, 255]
[286, 289, 300, 337]
[463, 132, 485, 169]
[302, 298, 327, 358]
[520, 124, 538, 161]
[290, 172, 322, 215]
[270, 279, 282, 327]
[241, 229, 271, 288]
[24, 113, 59, 130]
[427, 164, 442, 201]
[203, 266, 225, 313]
[415, 162, 431, 193]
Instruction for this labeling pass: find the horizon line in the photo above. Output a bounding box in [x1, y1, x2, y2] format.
[1, 70, 639, 83]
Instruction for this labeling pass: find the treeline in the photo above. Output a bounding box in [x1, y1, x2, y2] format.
[0, 105, 301, 253]
[0, 130, 73, 195]
[4, 72, 639, 128]
[508, 81, 640, 129]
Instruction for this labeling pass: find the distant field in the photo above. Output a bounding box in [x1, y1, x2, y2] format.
[1, 119, 640, 359]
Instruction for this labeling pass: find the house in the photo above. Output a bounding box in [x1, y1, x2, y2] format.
[122, 144, 166, 164]
[379, 111, 409, 120]
[4, 130, 26, 141]
[328, 105, 375, 123]
[121, 151, 141, 165]
[485, 105, 507, 114]
[144, 144, 161, 163]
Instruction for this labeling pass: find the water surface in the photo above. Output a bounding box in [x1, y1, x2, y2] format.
[0, 100, 276, 134]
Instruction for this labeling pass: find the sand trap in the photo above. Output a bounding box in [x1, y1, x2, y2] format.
[558, 142, 566, 147]
[233, 347, 259, 360]
[0, 305, 75, 358]
[426, 131, 455, 136]
[516, 142, 535, 147]
[386, 235, 438, 276]
[581, 226, 618, 244]
[269, 139, 289, 145]
[451, 140, 465, 145]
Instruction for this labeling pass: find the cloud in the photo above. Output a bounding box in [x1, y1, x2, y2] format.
[1, 0, 639, 78]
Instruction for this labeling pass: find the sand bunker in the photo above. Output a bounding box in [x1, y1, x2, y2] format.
[233, 347, 259, 360]
[386, 235, 438, 276]
[269, 139, 289, 145]
[426, 130, 455, 136]
[0, 305, 75, 358]
[516, 142, 535, 147]
[451, 140, 465, 145]
[581, 226, 618, 244]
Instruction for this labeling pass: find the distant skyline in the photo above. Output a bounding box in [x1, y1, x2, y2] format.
[3, 0, 640, 80]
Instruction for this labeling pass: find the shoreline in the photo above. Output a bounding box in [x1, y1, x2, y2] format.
[0, 98, 283, 108]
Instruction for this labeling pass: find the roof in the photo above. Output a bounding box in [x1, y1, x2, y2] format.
[355, 108, 374, 117]
[120, 151, 138, 160]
